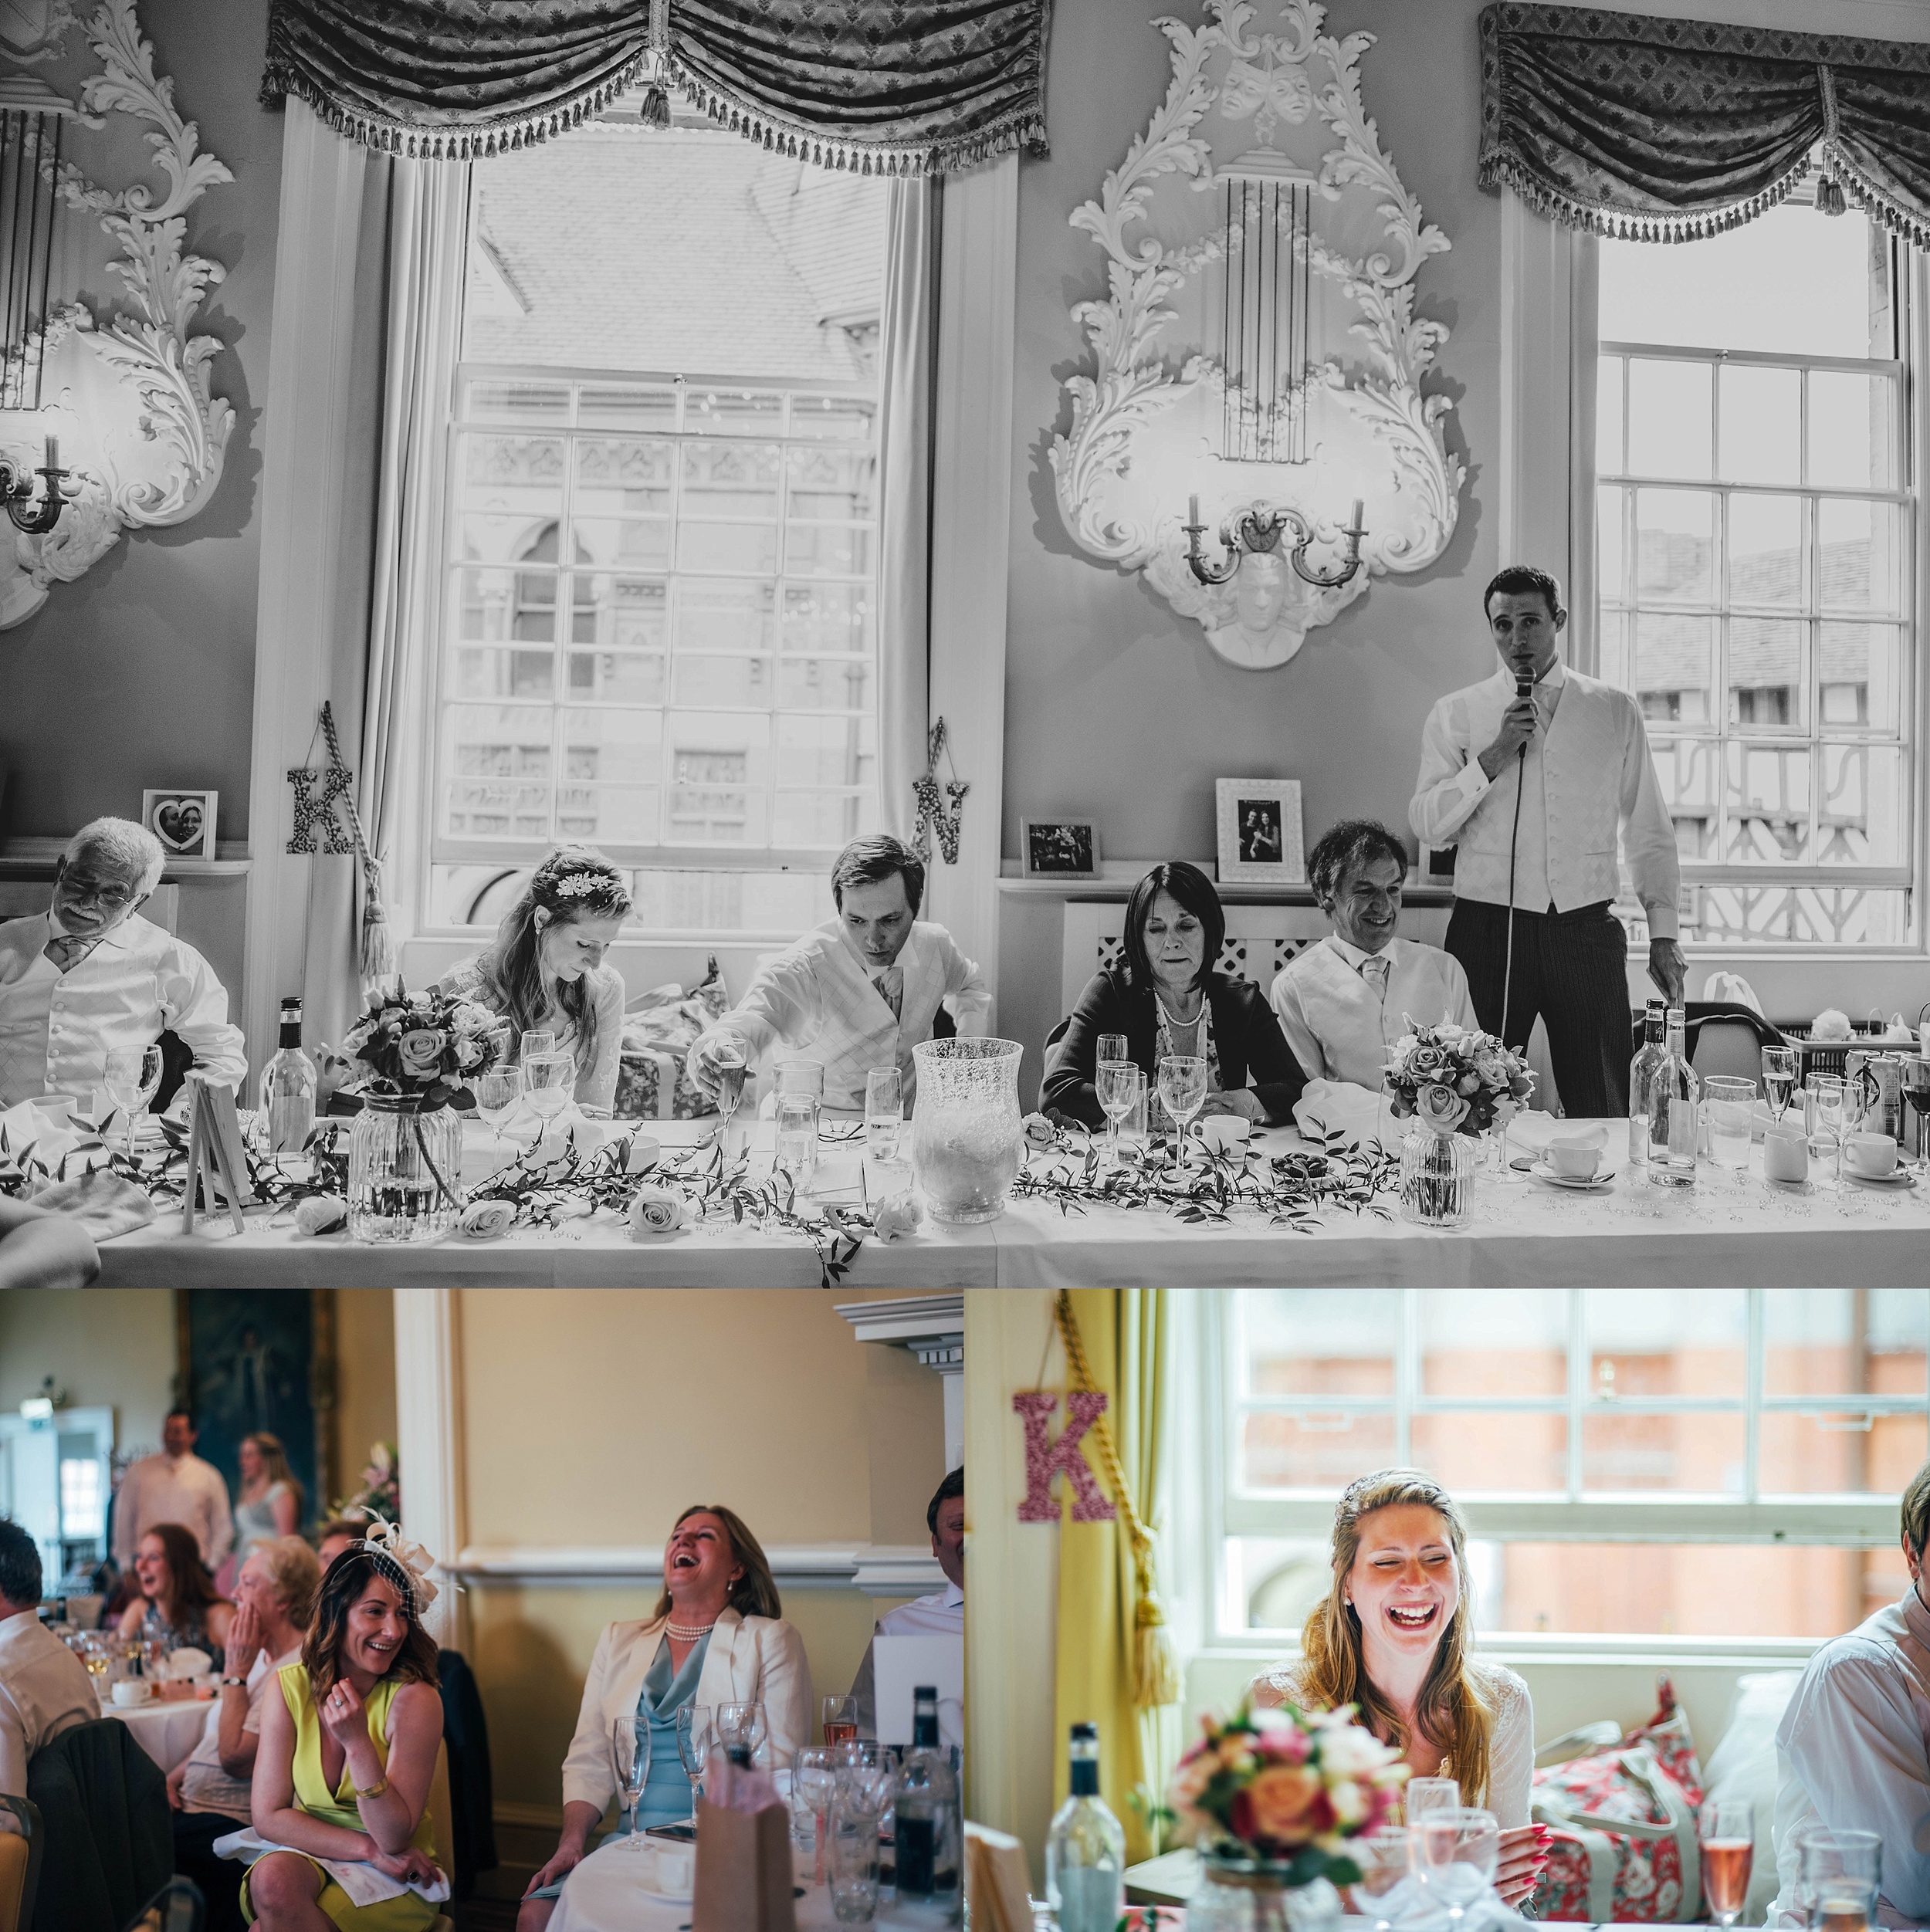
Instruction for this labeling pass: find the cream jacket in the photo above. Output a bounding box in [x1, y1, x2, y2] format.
[558, 1607, 812, 1813]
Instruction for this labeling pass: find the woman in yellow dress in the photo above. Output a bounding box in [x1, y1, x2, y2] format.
[242, 1522, 445, 1931]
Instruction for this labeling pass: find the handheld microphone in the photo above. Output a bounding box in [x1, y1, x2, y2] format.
[1502, 673, 1533, 1055]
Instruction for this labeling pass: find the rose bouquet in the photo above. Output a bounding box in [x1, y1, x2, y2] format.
[1383, 1020, 1533, 1139]
[343, 983, 503, 1109]
[1167, 1701, 1407, 1883]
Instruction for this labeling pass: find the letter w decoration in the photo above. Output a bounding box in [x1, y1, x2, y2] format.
[1012, 1391, 1117, 1523]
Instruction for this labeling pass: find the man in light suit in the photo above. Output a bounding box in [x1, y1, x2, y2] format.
[1409, 566, 1684, 1117]
[1271, 819, 1477, 1092]
[686, 834, 991, 1111]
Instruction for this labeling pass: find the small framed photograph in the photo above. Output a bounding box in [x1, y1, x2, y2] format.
[1417, 841, 1456, 885]
[1020, 817, 1100, 879]
[141, 788, 218, 861]
[1216, 779, 1304, 885]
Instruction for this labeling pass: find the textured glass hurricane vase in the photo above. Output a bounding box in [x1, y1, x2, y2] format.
[1399, 1124, 1477, 1229]
[1187, 1863, 1343, 1932]
[348, 1095, 465, 1242]
[906, 1037, 1025, 1223]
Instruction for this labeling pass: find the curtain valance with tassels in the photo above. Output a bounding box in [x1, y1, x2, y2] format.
[259, 0, 1051, 174]
[1478, 3, 1930, 246]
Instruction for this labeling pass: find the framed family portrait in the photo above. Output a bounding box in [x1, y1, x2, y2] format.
[1216, 778, 1305, 885]
[141, 787, 218, 861]
[1020, 817, 1099, 878]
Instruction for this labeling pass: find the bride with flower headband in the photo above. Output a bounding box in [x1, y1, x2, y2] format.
[233, 1519, 448, 1931]
[435, 846, 633, 1115]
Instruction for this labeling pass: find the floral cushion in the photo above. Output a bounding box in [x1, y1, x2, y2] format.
[1532, 1679, 1704, 1924]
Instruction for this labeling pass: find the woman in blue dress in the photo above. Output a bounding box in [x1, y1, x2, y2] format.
[516, 1505, 812, 1930]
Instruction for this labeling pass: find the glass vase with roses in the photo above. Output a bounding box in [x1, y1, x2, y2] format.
[342, 983, 503, 1242]
[1168, 1702, 1409, 1932]
[1383, 1021, 1534, 1229]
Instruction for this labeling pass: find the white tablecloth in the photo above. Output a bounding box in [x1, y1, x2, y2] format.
[549, 1835, 943, 1931]
[103, 1695, 212, 1773]
[92, 1118, 1930, 1289]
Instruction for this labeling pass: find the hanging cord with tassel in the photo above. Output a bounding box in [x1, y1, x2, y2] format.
[317, 702, 397, 985]
[1054, 1290, 1181, 1710]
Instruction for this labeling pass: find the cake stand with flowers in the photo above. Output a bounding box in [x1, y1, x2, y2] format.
[342, 983, 505, 1242]
[1166, 1701, 1410, 1932]
[1383, 1022, 1535, 1230]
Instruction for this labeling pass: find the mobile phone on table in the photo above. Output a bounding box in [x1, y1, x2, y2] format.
[643, 1822, 698, 1844]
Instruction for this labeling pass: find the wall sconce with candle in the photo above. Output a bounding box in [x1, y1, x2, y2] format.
[1049, 0, 1467, 672]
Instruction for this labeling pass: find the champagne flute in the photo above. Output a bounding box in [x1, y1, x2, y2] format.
[1699, 1797, 1754, 1930]
[1157, 1054, 1208, 1166]
[472, 1065, 523, 1151]
[864, 1067, 903, 1165]
[1808, 1074, 1847, 1192]
[612, 1714, 652, 1840]
[822, 1693, 859, 1747]
[1095, 1058, 1137, 1166]
[1417, 1808, 1499, 1930]
[523, 1051, 574, 1123]
[793, 1744, 841, 1886]
[1761, 1044, 1797, 1123]
[103, 1044, 163, 1161]
[713, 1040, 748, 1152]
[676, 1704, 713, 1825]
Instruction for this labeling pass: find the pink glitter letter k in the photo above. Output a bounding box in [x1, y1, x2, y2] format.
[1012, 1391, 1116, 1522]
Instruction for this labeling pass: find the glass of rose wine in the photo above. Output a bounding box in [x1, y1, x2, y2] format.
[822, 1694, 859, 1746]
[1699, 1797, 1754, 1930]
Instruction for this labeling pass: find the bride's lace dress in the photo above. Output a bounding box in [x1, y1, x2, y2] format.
[1247, 1658, 1535, 1829]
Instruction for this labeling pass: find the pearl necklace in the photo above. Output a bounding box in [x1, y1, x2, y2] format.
[665, 1617, 717, 1642]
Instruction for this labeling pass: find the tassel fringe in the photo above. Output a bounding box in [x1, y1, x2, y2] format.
[1133, 1591, 1183, 1710]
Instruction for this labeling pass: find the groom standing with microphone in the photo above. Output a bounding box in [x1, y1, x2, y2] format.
[1408, 565, 1685, 1117]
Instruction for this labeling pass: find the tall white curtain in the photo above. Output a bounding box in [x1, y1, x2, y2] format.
[875, 175, 939, 845]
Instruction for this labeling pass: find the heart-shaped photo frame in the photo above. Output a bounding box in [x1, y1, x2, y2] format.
[142, 789, 217, 860]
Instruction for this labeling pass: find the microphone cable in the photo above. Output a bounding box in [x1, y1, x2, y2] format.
[1500, 674, 1532, 1051]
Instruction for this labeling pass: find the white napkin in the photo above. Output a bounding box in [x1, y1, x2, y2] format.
[1373, 1879, 1534, 1932]
[165, 1647, 212, 1681]
[0, 1098, 110, 1179]
[1292, 1079, 1394, 1151]
[211, 1829, 450, 1908]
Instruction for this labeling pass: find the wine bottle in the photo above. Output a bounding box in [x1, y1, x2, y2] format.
[1046, 1722, 1126, 1932]
[261, 996, 317, 1155]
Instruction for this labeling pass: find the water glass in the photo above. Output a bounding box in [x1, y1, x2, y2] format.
[1762, 1044, 1797, 1122]
[1416, 1807, 1498, 1927]
[1806, 1074, 1847, 1189]
[1095, 1057, 1137, 1164]
[1404, 1776, 1460, 1824]
[472, 1065, 523, 1146]
[864, 1068, 903, 1165]
[775, 1094, 820, 1193]
[103, 1044, 162, 1159]
[1096, 1034, 1129, 1070]
[1704, 1075, 1757, 1171]
[1157, 1053, 1208, 1159]
[1699, 1797, 1754, 1929]
[794, 1744, 841, 1886]
[829, 1803, 881, 1921]
[523, 1051, 574, 1122]
[776, 1060, 826, 1103]
[1353, 1828, 1415, 1931]
[1796, 1827, 1881, 1932]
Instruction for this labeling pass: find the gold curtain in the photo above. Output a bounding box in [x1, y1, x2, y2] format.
[1051, 1287, 1177, 1863]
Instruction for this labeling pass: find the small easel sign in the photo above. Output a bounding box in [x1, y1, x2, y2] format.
[179, 1072, 256, 1236]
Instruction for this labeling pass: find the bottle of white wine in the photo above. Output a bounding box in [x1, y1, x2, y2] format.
[260, 996, 317, 1155]
[1627, 999, 1667, 1166]
[1046, 1722, 1126, 1932]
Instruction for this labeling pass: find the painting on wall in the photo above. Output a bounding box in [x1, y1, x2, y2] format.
[174, 1291, 335, 1537]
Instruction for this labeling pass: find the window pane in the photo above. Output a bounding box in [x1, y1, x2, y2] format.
[1759, 1412, 1929, 1496]
[567, 650, 665, 704]
[1585, 1288, 1745, 1396]
[1596, 357, 1625, 473]
[1693, 883, 1911, 946]
[1227, 1538, 1332, 1633]
[580, 575, 666, 652]
[1418, 1291, 1566, 1396]
[789, 396, 875, 442]
[1653, 737, 1718, 856]
[1719, 364, 1800, 485]
[462, 432, 565, 510]
[673, 655, 774, 708]
[680, 520, 779, 574]
[1628, 361, 1712, 480]
[1634, 614, 1714, 723]
[461, 378, 569, 425]
[1765, 1291, 1930, 1396]
[1820, 623, 1902, 734]
[1598, 486, 1627, 594]
[778, 657, 874, 711]
[784, 584, 874, 655]
[1238, 1411, 1397, 1492]
[1725, 741, 1810, 861]
[785, 522, 875, 579]
[1818, 743, 1906, 866]
[574, 437, 674, 513]
[774, 790, 872, 847]
[1729, 620, 1806, 733]
[575, 519, 671, 569]
[786, 444, 876, 519]
[1236, 1290, 1399, 1397]
[686, 390, 785, 437]
[1580, 1413, 1745, 1494]
[1728, 494, 1803, 607]
[1636, 491, 1715, 601]
[1819, 499, 1902, 613]
[577, 385, 678, 433]
[1410, 1413, 1566, 1495]
[678, 580, 776, 654]
[1809, 370, 1897, 490]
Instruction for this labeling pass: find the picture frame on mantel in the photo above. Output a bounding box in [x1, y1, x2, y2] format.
[1216, 779, 1305, 885]
[141, 788, 218, 862]
[1021, 817, 1099, 878]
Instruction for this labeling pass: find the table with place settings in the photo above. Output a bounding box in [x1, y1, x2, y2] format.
[101, 1694, 213, 1774]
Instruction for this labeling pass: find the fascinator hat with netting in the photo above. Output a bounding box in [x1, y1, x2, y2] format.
[350, 1514, 439, 1620]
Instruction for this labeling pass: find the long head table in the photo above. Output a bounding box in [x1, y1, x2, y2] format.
[94, 1118, 1930, 1288]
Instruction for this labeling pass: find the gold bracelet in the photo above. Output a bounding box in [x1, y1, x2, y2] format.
[354, 1775, 389, 1800]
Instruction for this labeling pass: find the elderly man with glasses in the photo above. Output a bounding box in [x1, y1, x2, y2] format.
[0, 816, 247, 1111]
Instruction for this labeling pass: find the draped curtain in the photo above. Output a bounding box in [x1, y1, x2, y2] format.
[1053, 1288, 1177, 1865]
[1479, 3, 1930, 243]
[261, 0, 1051, 174]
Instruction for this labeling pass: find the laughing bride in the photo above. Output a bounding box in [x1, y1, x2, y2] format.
[1249, 1469, 1548, 1907]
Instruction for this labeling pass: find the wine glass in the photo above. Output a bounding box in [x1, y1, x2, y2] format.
[1901, 1055, 1930, 1170]
[520, 1028, 557, 1062]
[1417, 1808, 1499, 1929]
[713, 1040, 749, 1152]
[864, 1068, 903, 1165]
[793, 1744, 840, 1886]
[523, 1051, 574, 1123]
[1761, 1045, 1797, 1123]
[103, 1044, 163, 1160]
[834, 1740, 894, 1822]
[1807, 1073, 1847, 1191]
[1156, 1054, 1208, 1164]
[822, 1694, 859, 1746]
[1699, 1797, 1754, 1930]
[472, 1065, 523, 1150]
[1353, 1828, 1415, 1932]
[1095, 1058, 1138, 1166]
[1403, 1775, 1460, 1824]
[676, 1704, 714, 1824]
[612, 1714, 652, 1839]
[1096, 1034, 1129, 1071]
[717, 1699, 769, 1764]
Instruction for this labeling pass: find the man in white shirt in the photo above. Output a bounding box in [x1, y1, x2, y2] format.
[1271, 820, 1477, 1091]
[0, 1518, 97, 1832]
[168, 1535, 318, 1932]
[0, 817, 248, 1112]
[1408, 567, 1684, 1117]
[1770, 1461, 1930, 1927]
[112, 1409, 234, 1572]
[850, 1468, 964, 1738]
[686, 836, 991, 1112]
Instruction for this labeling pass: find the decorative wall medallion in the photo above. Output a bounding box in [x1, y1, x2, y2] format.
[1048, 0, 1468, 670]
[0, 0, 234, 628]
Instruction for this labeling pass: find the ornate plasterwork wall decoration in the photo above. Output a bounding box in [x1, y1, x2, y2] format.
[1048, 0, 1467, 670]
[0, 0, 234, 628]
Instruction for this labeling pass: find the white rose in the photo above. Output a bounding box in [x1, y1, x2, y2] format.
[293, 1196, 347, 1237]
[630, 1186, 689, 1235]
[457, 1199, 516, 1240]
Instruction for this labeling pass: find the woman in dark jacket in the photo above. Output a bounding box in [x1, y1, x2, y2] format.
[1042, 861, 1306, 1130]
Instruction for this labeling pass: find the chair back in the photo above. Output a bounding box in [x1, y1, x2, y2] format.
[120, 1879, 204, 1932]
[1691, 1018, 1770, 1084]
[0, 1795, 42, 1932]
[25, 1718, 171, 1932]
[1038, 1017, 1070, 1111]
